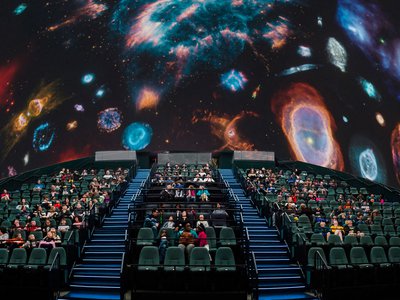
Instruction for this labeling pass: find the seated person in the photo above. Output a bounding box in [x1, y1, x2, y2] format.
[196, 214, 209, 228]
[327, 218, 345, 241]
[178, 223, 198, 258]
[160, 185, 174, 201]
[23, 234, 39, 251]
[0, 189, 10, 202]
[344, 219, 364, 237]
[57, 218, 71, 233]
[162, 216, 176, 229]
[196, 185, 210, 202]
[33, 179, 45, 192]
[314, 221, 330, 240]
[39, 231, 56, 249]
[143, 208, 160, 237]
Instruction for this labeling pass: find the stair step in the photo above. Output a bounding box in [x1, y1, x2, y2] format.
[69, 284, 120, 290]
[61, 290, 120, 300]
[70, 279, 120, 286]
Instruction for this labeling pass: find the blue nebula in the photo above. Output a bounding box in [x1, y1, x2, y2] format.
[221, 70, 247, 92]
[337, 0, 373, 48]
[278, 64, 319, 76]
[32, 122, 55, 152]
[111, 0, 296, 100]
[297, 46, 311, 57]
[342, 116, 349, 123]
[14, 3, 27, 15]
[358, 77, 381, 101]
[82, 73, 95, 84]
[348, 136, 387, 184]
[359, 149, 378, 181]
[97, 108, 122, 133]
[122, 122, 153, 150]
[96, 88, 105, 97]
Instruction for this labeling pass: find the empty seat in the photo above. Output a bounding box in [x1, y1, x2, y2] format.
[350, 247, 373, 268]
[138, 246, 159, 271]
[384, 225, 397, 237]
[360, 235, 374, 247]
[308, 233, 327, 246]
[374, 236, 388, 247]
[382, 218, 393, 226]
[370, 224, 384, 236]
[307, 247, 327, 268]
[327, 234, 343, 246]
[0, 248, 9, 266]
[24, 248, 47, 269]
[344, 235, 358, 246]
[370, 246, 391, 267]
[164, 247, 185, 271]
[388, 247, 400, 264]
[389, 237, 400, 246]
[358, 224, 370, 235]
[205, 227, 217, 252]
[211, 212, 227, 228]
[137, 228, 155, 246]
[329, 247, 351, 269]
[219, 227, 236, 246]
[7, 248, 27, 268]
[215, 247, 236, 272]
[189, 247, 210, 272]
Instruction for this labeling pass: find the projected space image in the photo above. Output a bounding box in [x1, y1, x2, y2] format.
[0, 0, 400, 187]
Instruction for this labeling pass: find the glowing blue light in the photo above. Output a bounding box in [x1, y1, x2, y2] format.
[32, 122, 55, 152]
[297, 46, 312, 57]
[122, 122, 153, 150]
[342, 116, 349, 123]
[82, 73, 95, 84]
[359, 77, 381, 101]
[14, 3, 27, 15]
[96, 88, 105, 97]
[359, 148, 378, 181]
[221, 70, 247, 92]
[279, 64, 319, 76]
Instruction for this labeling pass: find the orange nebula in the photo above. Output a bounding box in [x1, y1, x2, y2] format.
[271, 82, 344, 171]
[136, 87, 160, 110]
[263, 17, 291, 49]
[13, 113, 29, 132]
[27, 98, 47, 117]
[66, 120, 78, 131]
[47, 0, 107, 31]
[192, 110, 259, 151]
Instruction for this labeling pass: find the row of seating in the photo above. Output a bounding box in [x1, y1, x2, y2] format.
[138, 246, 236, 272]
[302, 233, 400, 247]
[136, 227, 237, 249]
[0, 247, 67, 269]
[308, 246, 400, 269]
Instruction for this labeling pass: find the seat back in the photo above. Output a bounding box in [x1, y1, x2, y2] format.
[360, 235, 374, 246]
[138, 246, 159, 271]
[8, 248, 27, 266]
[215, 247, 236, 271]
[327, 234, 342, 246]
[343, 235, 358, 246]
[137, 228, 155, 245]
[189, 247, 210, 271]
[370, 246, 388, 264]
[211, 213, 227, 227]
[205, 227, 217, 250]
[389, 237, 400, 246]
[164, 247, 185, 271]
[374, 236, 388, 246]
[350, 247, 369, 265]
[329, 247, 349, 266]
[28, 248, 47, 266]
[47, 247, 67, 267]
[388, 247, 400, 263]
[219, 227, 236, 246]
[370, 224, 383, 236]
[307, 247, 326, 268]
[0, 248, 9, 265]
[32, 231, 43, 241]
[310, 233, 326, 245]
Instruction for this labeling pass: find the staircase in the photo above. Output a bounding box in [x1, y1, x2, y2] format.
[219, 169, 316, 300]
[60, 169, 150, 300]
